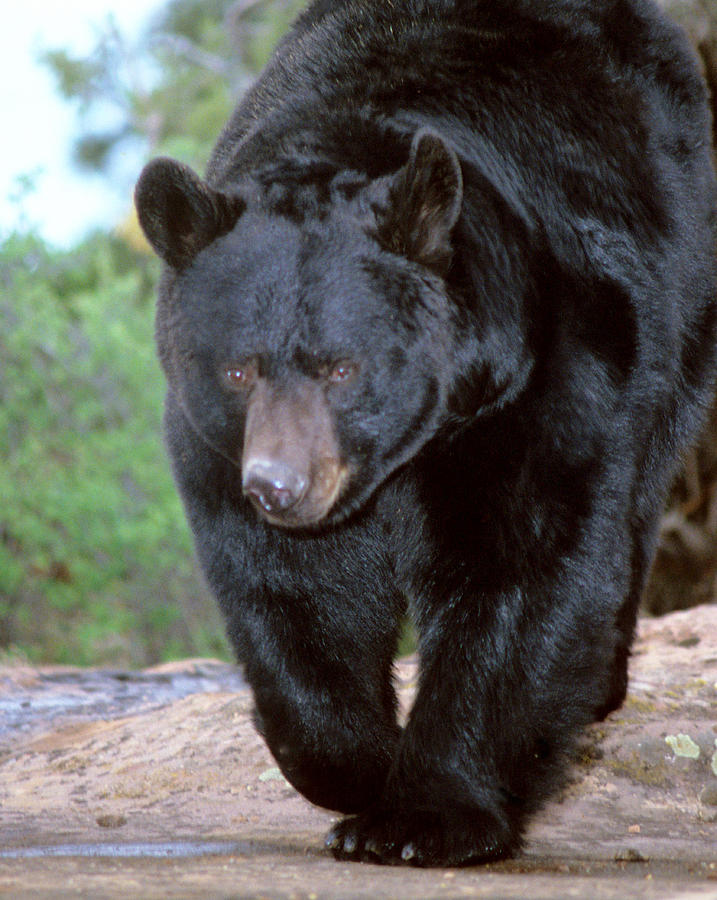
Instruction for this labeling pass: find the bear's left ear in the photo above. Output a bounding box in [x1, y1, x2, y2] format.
[134, 157, 245, 269]
[378, 129, 463, 274]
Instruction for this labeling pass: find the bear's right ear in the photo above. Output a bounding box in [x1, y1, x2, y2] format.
[134, 158, 245, 269]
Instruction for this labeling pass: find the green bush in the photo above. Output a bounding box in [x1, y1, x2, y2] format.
[0, 231, 229, 665]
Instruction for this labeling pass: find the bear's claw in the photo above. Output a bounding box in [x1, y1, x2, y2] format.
[325, 806, 518, 867]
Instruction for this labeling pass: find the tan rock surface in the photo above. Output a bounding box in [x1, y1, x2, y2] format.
[1, 607, 716, 898]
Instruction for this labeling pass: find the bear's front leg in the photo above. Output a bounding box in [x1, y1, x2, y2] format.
[245, 600, 402, 813]
[327, 574, 625, 866]
[221, 566, 406, 814]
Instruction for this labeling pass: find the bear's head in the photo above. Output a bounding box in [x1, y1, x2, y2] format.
[135, 130, 509, 529]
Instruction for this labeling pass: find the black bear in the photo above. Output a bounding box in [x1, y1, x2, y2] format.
[134, 0, 717, 867]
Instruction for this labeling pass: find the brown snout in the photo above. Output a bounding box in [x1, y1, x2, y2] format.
[241, 379, 346, 527]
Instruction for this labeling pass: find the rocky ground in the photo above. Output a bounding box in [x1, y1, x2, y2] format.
[0, 605, 716, 899]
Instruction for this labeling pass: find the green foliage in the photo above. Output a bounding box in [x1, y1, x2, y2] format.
[0, 232, 229, 665]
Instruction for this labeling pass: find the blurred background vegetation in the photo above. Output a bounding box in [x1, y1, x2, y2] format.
[1, 0, 716, 667]
[1, 0, 303, 666]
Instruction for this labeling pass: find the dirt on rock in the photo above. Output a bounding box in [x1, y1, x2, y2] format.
[0, 606, 716, 899]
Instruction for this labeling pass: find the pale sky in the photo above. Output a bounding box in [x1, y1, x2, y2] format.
[1, 0, 164, 247]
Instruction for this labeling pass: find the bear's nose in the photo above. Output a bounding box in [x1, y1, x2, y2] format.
[242, 460, 307, 517]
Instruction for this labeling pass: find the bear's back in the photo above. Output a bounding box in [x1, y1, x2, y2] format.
[207, 0, 711, 258]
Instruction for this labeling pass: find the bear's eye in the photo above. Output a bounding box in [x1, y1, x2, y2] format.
[224, 361, 258, 390]
[325, 361, 358, 384]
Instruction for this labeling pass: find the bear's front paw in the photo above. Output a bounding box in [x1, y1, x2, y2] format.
[325, 805, 519, 867]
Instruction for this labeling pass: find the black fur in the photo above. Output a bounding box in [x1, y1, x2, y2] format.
[135, 0, 717, 867]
